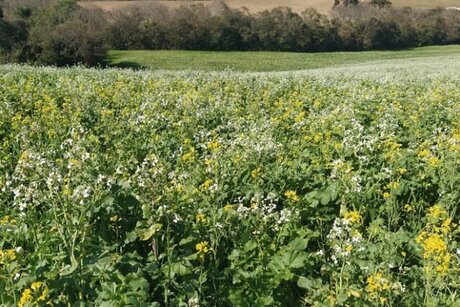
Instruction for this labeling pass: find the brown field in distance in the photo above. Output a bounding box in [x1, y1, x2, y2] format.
[79, 0, 460, 15]
[78, 0, 333, 14]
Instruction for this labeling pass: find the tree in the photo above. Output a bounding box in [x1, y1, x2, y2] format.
[26, 1, 108, 65]
[334, 0, 359, 7]
[370, 0, 392, 7]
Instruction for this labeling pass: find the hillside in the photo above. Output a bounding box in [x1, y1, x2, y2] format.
[79, 0, 460, 14]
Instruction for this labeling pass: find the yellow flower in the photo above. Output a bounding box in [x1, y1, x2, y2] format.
[196, 241, 210, 253]
[367, 272, 390, 295]
[334, 143, 343, 150]
[223, 204, 234, 212]
[428, 156, 440, 167]
[175, 184, 183, 193]
[18, 281, 49, 307]
[284, 190, 299, 203]
[206, 139, 220, 151]
[294, 111, 305, 123]
[31, 281, 43, 292]
[347, 289, 361, 298]
[251, 167, 261, 179]
[0, 215, 16, 225]
[441, 218, 453, 234]
[398, 168, 407, 174]
[404, 204, 414, 212]
[0, 249, 16, 264]
[200, 179, 213, 191]
[313, 133, 323, 143]
[386, 181, 400, 190]
[417, 231, 451, 276]
[196, 241, 212, 261]
[196, 213, 207, 223]
[383, 192, 391, 199]
[418, 234, 447, 258]
[204, 159, 216, 167]
[427, 204, 446, 220]
[18, 288, 33, 307]
[345, 245, 353, 253]
[181, 148, 196, 162]
[343, 211, 362, 224]
[418, 149, 431, 158]
[109, 215, 120, 223]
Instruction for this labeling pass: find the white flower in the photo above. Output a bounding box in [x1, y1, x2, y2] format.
[188, 297, 200, 307]
[82, 188, 91, 198]
[173, 214, 182, 223]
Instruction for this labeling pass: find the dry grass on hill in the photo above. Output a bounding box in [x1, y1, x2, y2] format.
[78, 0, 460, 15]
[79, 0, 343, 15]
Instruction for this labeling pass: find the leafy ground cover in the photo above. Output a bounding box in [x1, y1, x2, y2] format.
[107, 45, 460, 71]
[1, 60, 460, 305]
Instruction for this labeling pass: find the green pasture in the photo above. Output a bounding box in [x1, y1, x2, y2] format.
[107, 45, 460, 71]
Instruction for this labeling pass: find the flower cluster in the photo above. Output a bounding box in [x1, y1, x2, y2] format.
[18, 282, 49, 307]
[416, 205, 454, 276]
[196, 241, 212, 262]
[327, 213, 364, 265]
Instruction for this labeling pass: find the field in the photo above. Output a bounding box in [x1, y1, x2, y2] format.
[79, 0, 460, 15]
[2, 54, 460, 306]
[107, 45, 460, 71]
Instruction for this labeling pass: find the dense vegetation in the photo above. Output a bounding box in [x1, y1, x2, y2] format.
[2, 60, 460, 305]
[1, 0, 460, 66]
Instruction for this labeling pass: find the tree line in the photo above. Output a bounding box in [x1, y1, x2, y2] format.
[1, 0, 460, 66]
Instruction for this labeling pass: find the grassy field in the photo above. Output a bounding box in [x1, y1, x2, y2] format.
[107, 45, 460, 72]
[79, 0, 460, 15]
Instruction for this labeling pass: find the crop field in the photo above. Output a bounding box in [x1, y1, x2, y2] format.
[107, 45, 460, 71]
[78, 0, 460, 14]
[2, 57, 460, 306]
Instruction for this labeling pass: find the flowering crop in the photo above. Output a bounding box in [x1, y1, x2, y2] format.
[1, 64, 460, 305]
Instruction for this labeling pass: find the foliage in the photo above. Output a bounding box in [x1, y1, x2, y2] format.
[1, 63, 460, 305]
[2, 0, 460, 66]
[102, 3, 460, 52]
[1, 0, 107, 66]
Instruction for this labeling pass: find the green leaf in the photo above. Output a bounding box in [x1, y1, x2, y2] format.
[179, 235, 196, 246]
[282, 251, 307, 269]
[60, 257, 79, 276]
[129, 277, 149, 291]
[336, 289, 348, 305]
[287, 238, 309, 251]
[269, 250, 307, 273]
[163, 262, 191, 276]
[138, 223, 162, 241]
[297, 276, 314, 289]
[243, 240, 258, 252]
[320, 192, 331, 205]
